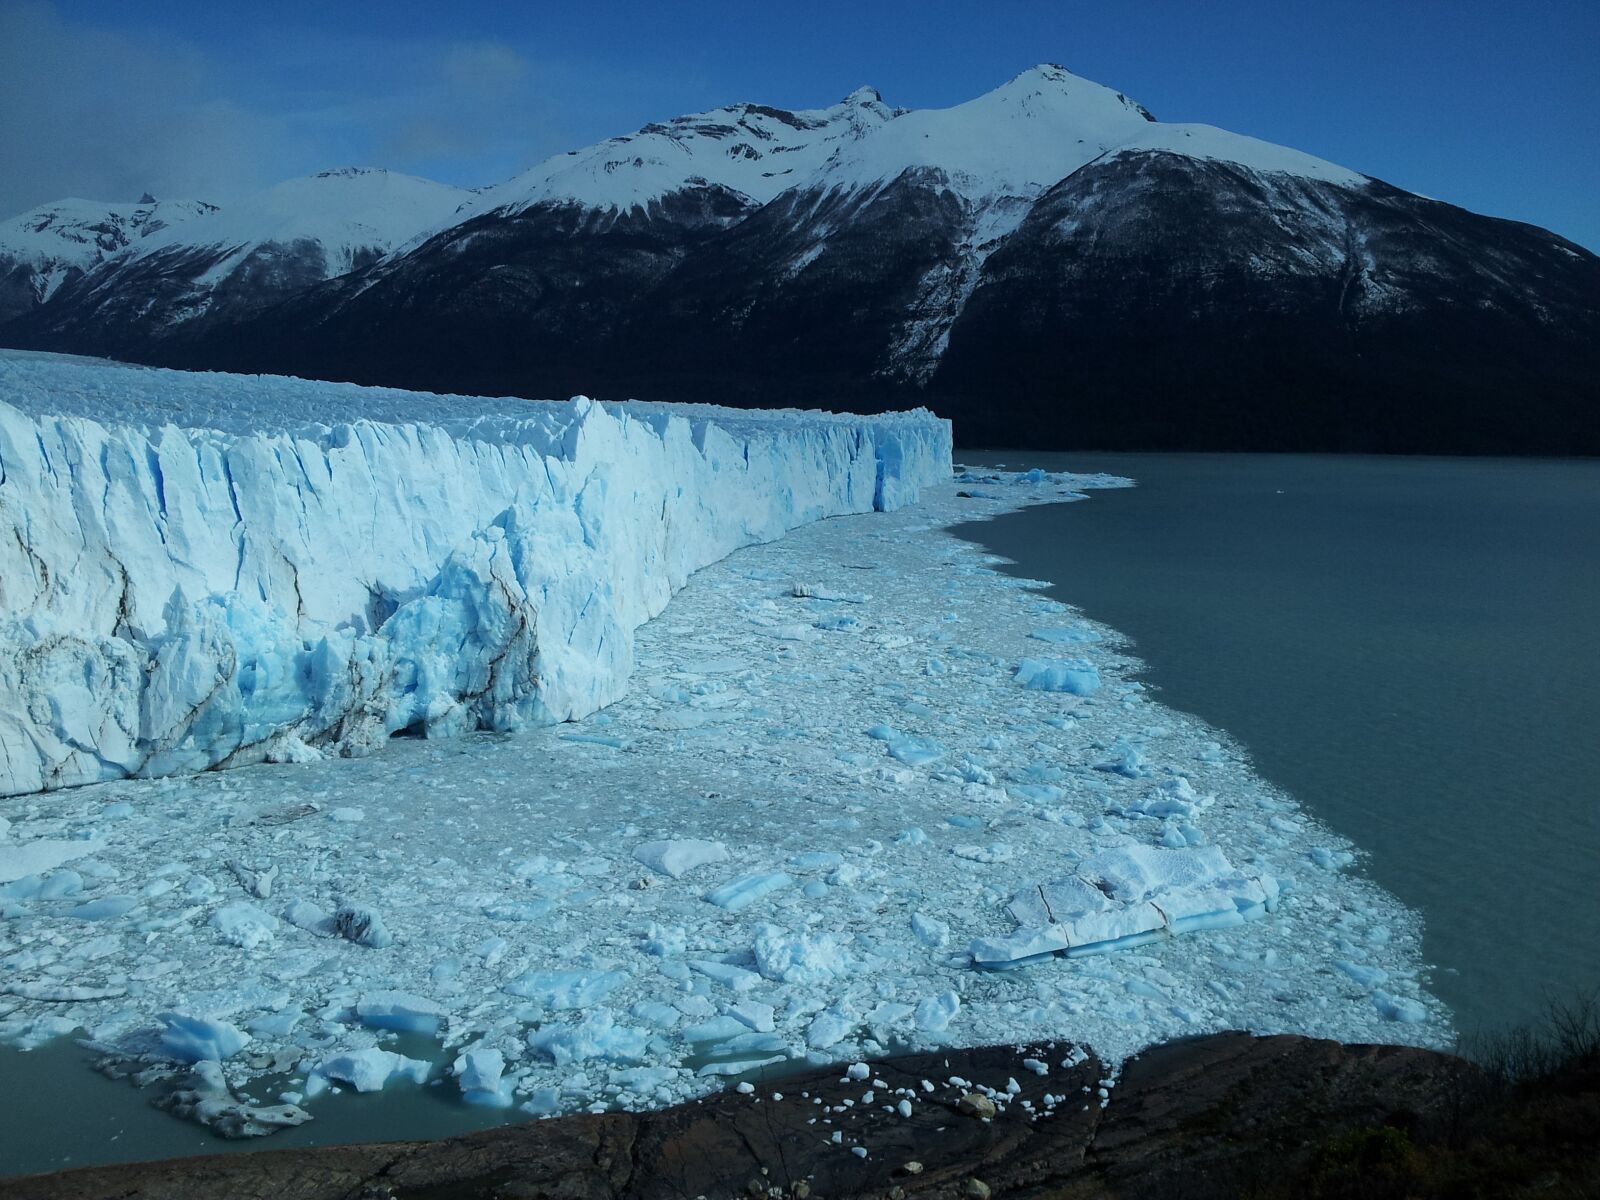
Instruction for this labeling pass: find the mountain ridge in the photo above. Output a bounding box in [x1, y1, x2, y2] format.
[2, 66, 1596, 453]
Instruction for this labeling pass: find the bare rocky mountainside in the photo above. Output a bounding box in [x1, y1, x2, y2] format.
[3, 66, 1597, 452]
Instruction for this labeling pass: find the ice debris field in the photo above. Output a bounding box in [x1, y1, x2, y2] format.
[0, 353, 1446, 1141]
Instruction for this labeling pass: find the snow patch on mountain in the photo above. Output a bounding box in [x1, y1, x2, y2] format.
[466, 88, 902, 220]
[1111, 123, 1366, 187]
[820, 65, 1155, 207]
[129, 168, 470, 278]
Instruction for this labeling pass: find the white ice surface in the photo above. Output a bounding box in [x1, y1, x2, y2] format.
[0, 351, 949, 795]
[0, 464, 1448, 1136]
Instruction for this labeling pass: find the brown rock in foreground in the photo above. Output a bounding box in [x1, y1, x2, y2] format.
[10, 1031, 1597, 1199]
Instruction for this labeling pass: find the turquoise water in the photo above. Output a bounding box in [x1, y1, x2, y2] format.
[954, 452, 1600, 1037]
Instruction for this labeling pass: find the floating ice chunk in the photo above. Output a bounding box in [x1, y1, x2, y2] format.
[483, 899, 557, 922]
[789, 851, 845, 871]
[969, 926, 1072, 968]
[791, 582, 867, 603]
[454, 1046, 512, 1108]
[886, 736, 946, 767]
[705, 871, 793, 912]
[307, 1047, 430, 1097]
[846, 1061, 872, 1081]
[952, 843, 1012, 863]
[914, 992, 961, 1032]
[1373, 991, 1428, 1023]
[161, 1060, 311, 1137]
[1015, 657, 1100, 696]
[0, 838, 100, 884]
[1006, 877, 1114, 928]
[1029, 628, 1098, 645]
[159, 1013, 251, 1063]
[529, 1009, 649, 1066]
[640, 923, 687, 957]
[280, 899, 336, 936]
[633, 839, 729, 879]
[687, 959, 762, 991]
[697, 1055, 786, 1077]
[5, 982, 126, 1002]
[726, 1000, 777, 1032]
[211, 901, 276, 949]
[1309, 847, 1355, 871]
[682, 1014, 749, 1043]
[1060, 905, 1170, 956]
[753, 923, 854, 984]
[329, 806, 365, 823]
[66, 895, 138, 921]
[356, 990, 448, 1035]
[1095, 740, 1151, 778]
[38, 870, 84, 900]
[910, 913, 950, 948]
[1337, 961, 1390, 989]
[896, 827, 930, 846]
[1076, 844, 1234, 904]
[503, 967, 625, 1008]
[333, 903, 392, 948]
[807, 1008, 856, 1048]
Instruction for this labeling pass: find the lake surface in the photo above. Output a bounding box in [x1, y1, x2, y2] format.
[954, 452, 1600, 1038]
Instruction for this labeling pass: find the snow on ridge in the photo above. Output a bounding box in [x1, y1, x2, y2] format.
[0, 351, 951, 796]
[126, 168, 471, 276]
[1110, 122, 1367, 187]
[463, 87, 902, 220]
[0, 197, 215, 269]
[817, 64, 1161, 203]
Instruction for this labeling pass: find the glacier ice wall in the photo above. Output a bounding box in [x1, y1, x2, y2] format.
[0, 353, 951, 796]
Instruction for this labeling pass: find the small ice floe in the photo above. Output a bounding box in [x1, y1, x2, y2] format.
[161, 1060, 311, 1137]
[306, 1048, 430, 1097]
[212, 901, 277, 949]
[159, 1013, 251, 1062]
[1373, 991, 1429, 1023]
[332, 903, 393, 948]
[704, 871, 793, 912]
[356, 991, 448, 1035]
[972, 845, 1277, 968]
[791, 582, 867, 603]
[753, 923, 855, 984]
[528, 1009, 649, 1066]
[502, 967, 625, 1008]
[454, 1046, 514, 1107]
[0, 836, 101, 884]
[228, 861, 278, 899]
[633, 839, 729, 879]
[1015, 658, 1100, 696]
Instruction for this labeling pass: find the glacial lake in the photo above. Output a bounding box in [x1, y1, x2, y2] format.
[4, 450, 1595, 1179]
[955, 452, 1600, 1038]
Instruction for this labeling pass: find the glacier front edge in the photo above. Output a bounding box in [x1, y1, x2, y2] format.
[0, 353, 951, 796]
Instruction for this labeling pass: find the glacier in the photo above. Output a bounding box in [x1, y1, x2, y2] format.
[0, 351, 950, 797]
[0, 355, 1447, 1155]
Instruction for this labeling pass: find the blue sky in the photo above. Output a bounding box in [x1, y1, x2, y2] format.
[4, 0, 1597, 249]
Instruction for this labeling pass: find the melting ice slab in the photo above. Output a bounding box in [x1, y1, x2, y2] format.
[972, 845, 1279, 967]
[0, 351, 950, 796]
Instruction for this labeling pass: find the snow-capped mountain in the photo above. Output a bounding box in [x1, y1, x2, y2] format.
[3, 66, 1596, 452]
[0, 196, 215, 319]
[5, 168, 467, 342]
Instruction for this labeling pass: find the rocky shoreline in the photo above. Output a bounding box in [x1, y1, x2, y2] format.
[18, 1029, 1593, 1200]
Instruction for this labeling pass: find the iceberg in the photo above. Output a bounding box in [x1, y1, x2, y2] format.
[0, 351, 950, 797]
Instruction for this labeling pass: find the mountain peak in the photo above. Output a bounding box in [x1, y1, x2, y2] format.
[841, 85, 884, 105]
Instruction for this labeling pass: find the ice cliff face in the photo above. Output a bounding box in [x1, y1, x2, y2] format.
[0, 352, 950, 796]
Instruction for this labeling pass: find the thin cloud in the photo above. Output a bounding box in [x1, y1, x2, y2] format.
[0, 2, 299, 215]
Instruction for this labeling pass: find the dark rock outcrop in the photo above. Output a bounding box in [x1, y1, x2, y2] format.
[21, 1031, 1584, 1200]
